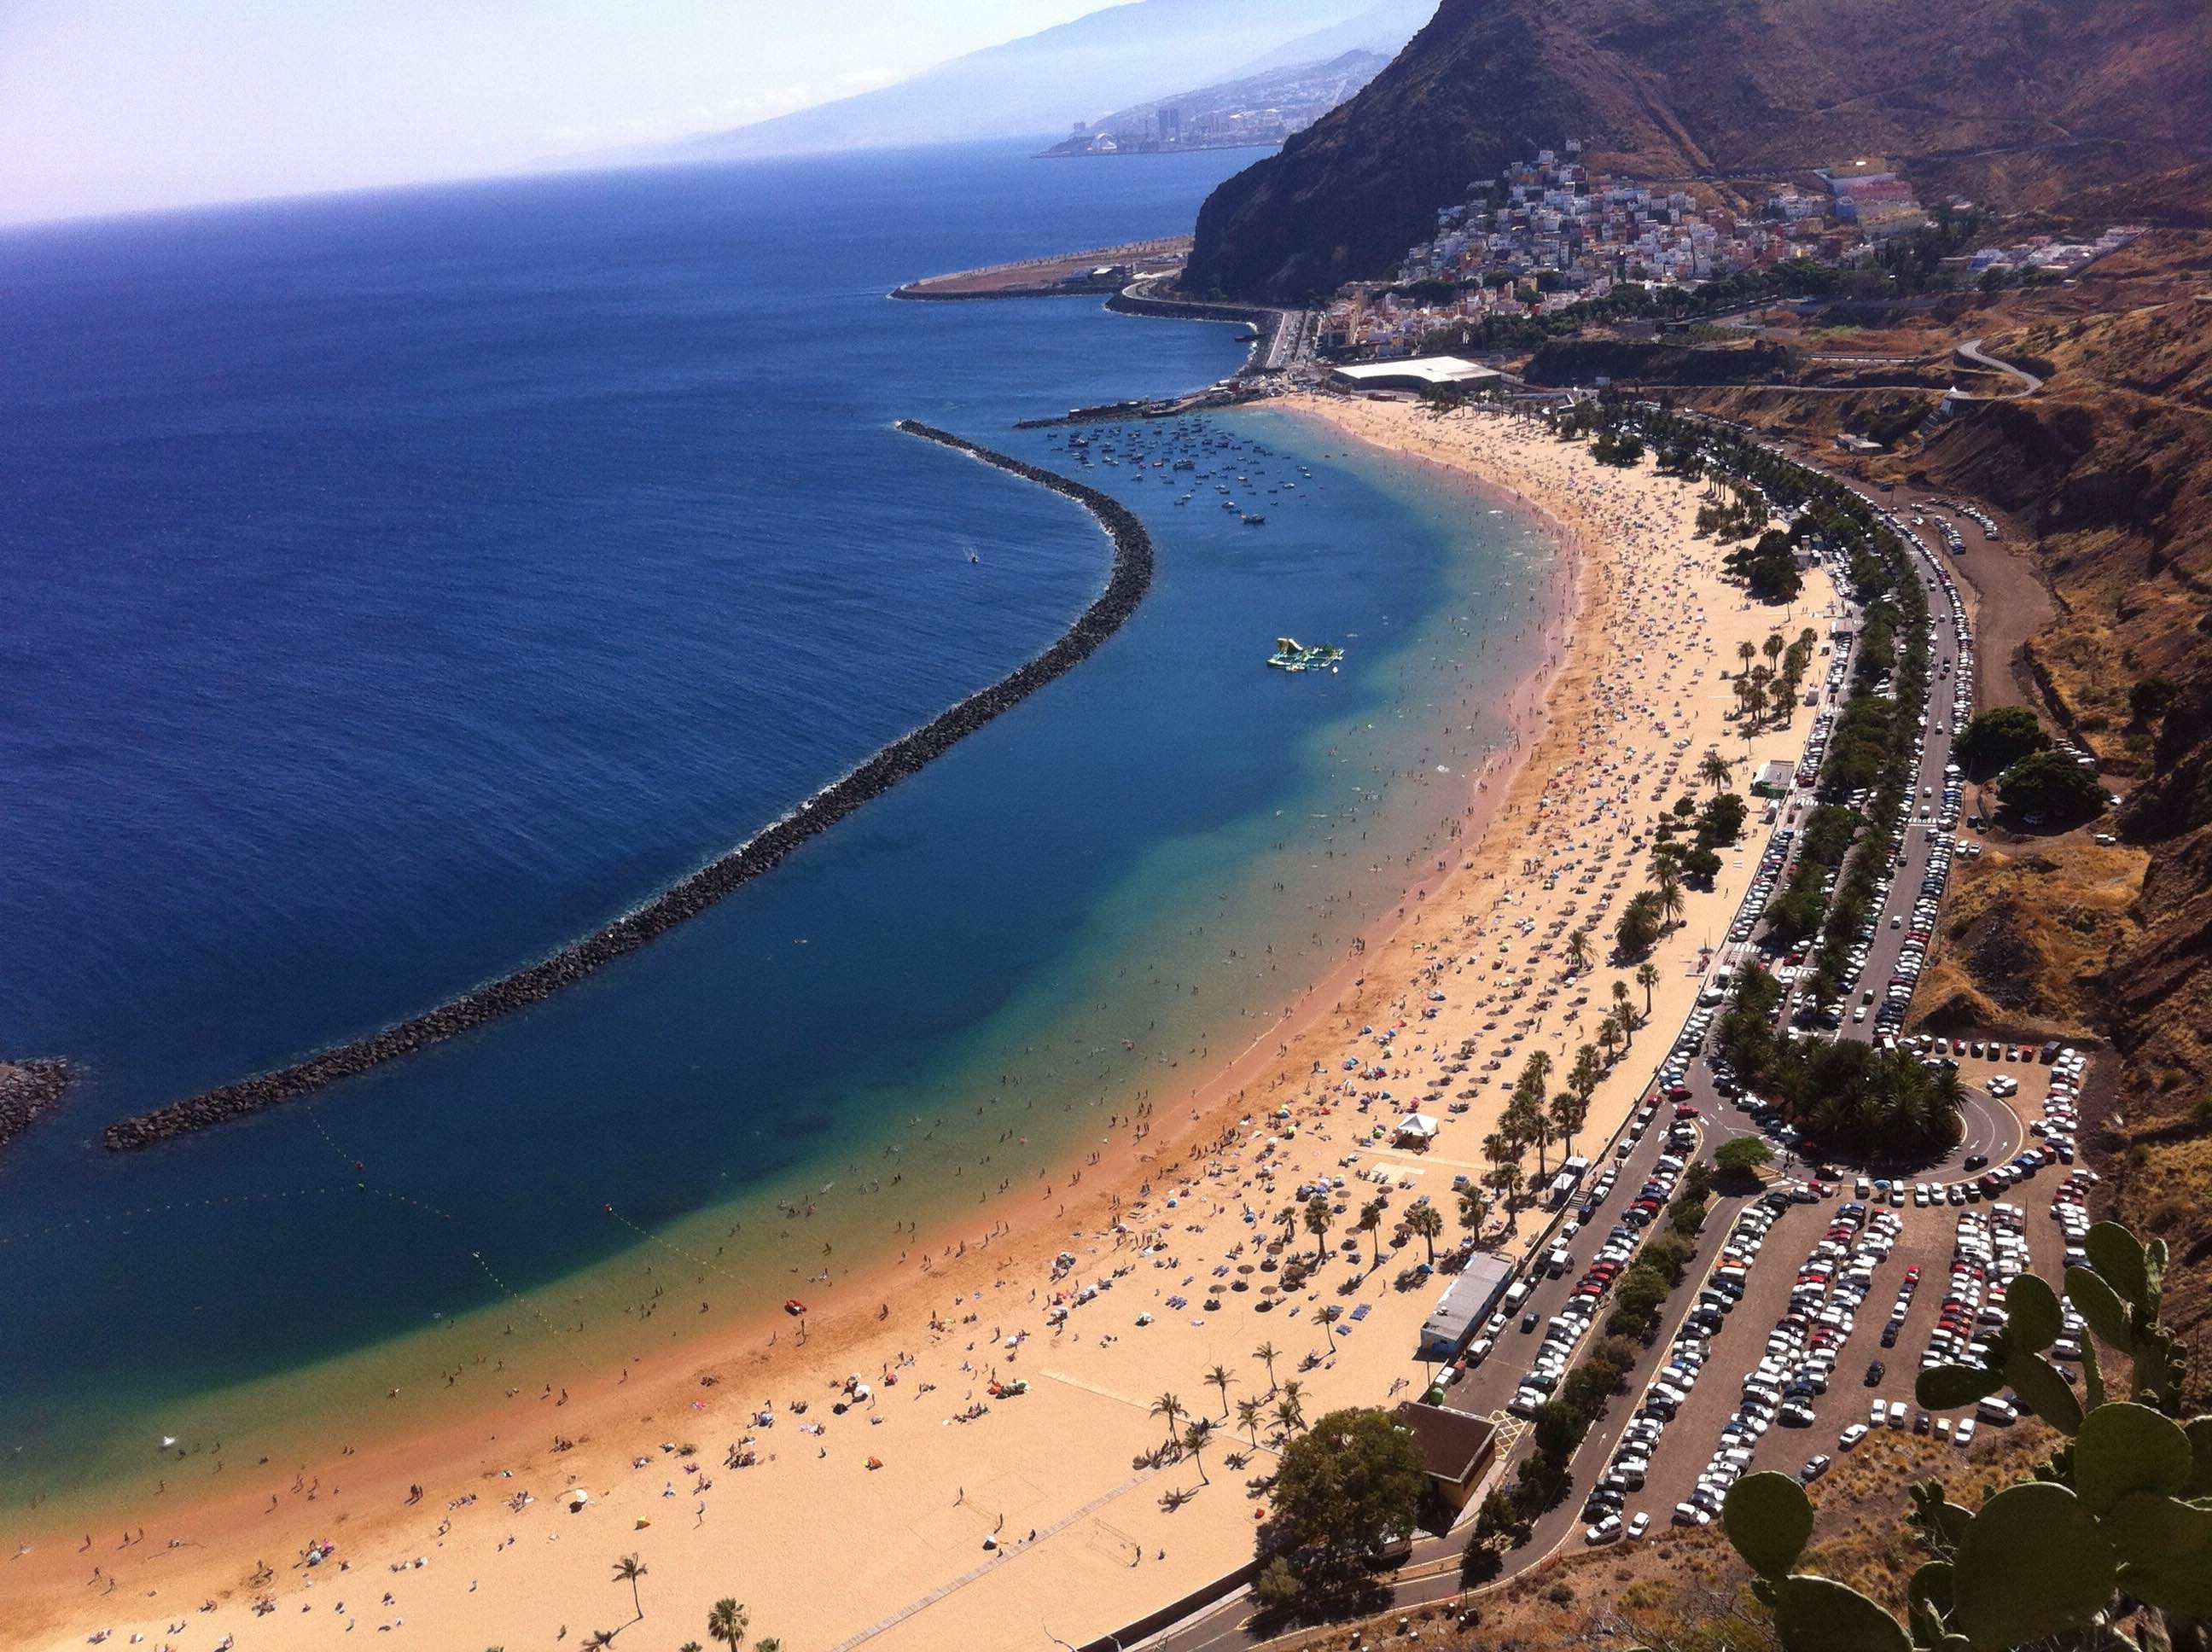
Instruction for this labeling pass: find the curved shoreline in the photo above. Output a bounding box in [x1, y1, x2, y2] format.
[102, 421, 1155, 1153]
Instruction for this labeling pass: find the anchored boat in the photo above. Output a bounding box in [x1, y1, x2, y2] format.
[1266, 637, 1344, 673]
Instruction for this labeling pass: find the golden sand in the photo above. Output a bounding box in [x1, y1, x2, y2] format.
[5, 399, 1838, 1652]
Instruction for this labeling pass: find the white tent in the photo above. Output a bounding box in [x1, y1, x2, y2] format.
[1392, 1114, 1441, 1147]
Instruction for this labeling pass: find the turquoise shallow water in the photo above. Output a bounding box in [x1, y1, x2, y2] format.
[0, 143, 1561, 1510]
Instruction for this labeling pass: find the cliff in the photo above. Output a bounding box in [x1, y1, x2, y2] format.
[1183, 0, 2212, 300]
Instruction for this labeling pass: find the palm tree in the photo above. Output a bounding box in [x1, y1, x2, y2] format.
[1597, 1016, 1621, 1064]
[612, 1553, 648, 1624]
[1565, 928, 1592, 974]
[1235, 1396, 1266, 1447]
[1698, 751, 1735, 794]
[1357, 1199, 1385, 1268]
[1204, 1363, 1237, 1417]
[683, 1643, 706, 1652]
[1150, 1392, 1186, 1447]
[1318, 1304, 1343, 1354]
[1764, 632, 1785, 669]
[1571, 1043, 1602, 1106]
[1253, 1340, 1281, 1395]
[1492, 1160, 1524, 1209]
[1550, 1090, 1589, 1161]
[1517, 1049, 1554, 1101]
[1302, 1195, 1334, 1265]
[1525, 1108, 1554, 1180]
[1636, 961, 1659, 1017]
[1738, 639, 1756, 671]
[1406, 1202, 1444, 1265]
[1457, 1184, 1488, 1236]
[708, 1601, 748, 1652]
[755, 1640, 783, 1652]
[1274, 1204, 1299, 1248]
[1273, 1387, 1305, 1438]
[1656, 866, 1686, 929]
[1183, 1418, 1214, 1486]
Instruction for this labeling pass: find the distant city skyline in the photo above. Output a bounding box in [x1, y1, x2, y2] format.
[0, 0, 1109, 226]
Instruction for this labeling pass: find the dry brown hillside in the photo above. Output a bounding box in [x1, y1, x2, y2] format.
[1185, 0, 2212, 299]
[1866, 249, 2212, 1383]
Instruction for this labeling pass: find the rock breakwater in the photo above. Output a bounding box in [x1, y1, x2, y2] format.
[102, 422, 1155, 1152]
[0, 1058, 73, 1154]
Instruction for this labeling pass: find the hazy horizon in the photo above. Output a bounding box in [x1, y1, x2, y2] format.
[0, 0, 1116, 227]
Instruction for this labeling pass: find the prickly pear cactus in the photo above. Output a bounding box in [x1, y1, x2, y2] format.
[1718, 1221, 2210, 1652]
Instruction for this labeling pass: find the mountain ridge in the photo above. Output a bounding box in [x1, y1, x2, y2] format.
[1182, 0, 2212, 300]
[667, 0, 1377, 162]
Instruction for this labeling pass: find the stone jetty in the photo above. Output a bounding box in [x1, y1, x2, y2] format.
[102, 421, 1155, 1151]
[0, 1057, 72, 1155]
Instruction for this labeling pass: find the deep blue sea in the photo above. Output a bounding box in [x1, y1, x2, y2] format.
[0, 140, 1559, 1508]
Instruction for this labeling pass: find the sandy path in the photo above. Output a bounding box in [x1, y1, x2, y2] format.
[4, 401, 1838, 1652]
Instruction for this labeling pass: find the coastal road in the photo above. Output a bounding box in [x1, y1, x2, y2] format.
[1136, 423, 2002, 1652]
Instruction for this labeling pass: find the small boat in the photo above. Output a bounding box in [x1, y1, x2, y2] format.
[1266, 637, 1345, 672]
[1241, 514, 1266, 526]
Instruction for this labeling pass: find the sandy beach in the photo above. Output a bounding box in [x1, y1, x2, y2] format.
[3, 398, 1839, 1652]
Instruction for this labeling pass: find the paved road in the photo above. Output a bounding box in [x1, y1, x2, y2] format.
[1136, 418, 2029, 1652]
[1955, 338, 2045, 396]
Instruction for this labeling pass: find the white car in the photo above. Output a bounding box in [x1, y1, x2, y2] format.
[1838, 1422, 1870, 1451]
[1954, 1418, 1977, 1448]
[1586, 1514, 1624, 1545]
[1628, 1511, 1651, 1540]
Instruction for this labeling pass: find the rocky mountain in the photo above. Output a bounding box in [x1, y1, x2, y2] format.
[1182, 0, 2212, 300]
[669, 0, 1381, 161]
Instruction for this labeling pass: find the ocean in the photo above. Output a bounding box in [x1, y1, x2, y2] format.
[0, 139, 1561, 1509]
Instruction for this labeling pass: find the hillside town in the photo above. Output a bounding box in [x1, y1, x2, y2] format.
[1317, 140, 2144, 358]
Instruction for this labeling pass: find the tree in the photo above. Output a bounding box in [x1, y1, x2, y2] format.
[1550, 1089, 1589, 1161]
[1457, 1184, 1488, 1235]
[1611, 977, 1634, 1036]
[2130, 675, 2179, 724]
[1150, 1392, 1186, 1446]
[1275, 1380, 1307, 1435]
[1205, 1363, 1237, 1417]
[1997, 750, 2106, 823]
[1565, 927, 1592, 974]
[1236, 1396, 1266, 1446]
[1261, 1408, 1428, 1578]
[1254, 1340, 1281, 1396]
[611, 1554, 648, 1625]
[1406, 1202, 1444, 1265]
[707, 1600, 748, 1652]
[1714, 1137, 1774, 1181]
[1636, 961, 1659, 1016]
[1698, 751, 1735, 793]
[1183, 1418, 1214, 1486]
[1655, 864, 1686, 929]
[1303, 1195, 1335, 1264]
[1615, 890, 1663, 957]
[1955, 705, 2049, 776]
[1252, 1555, 1304, 1614]
[1357, 1200, 1385, 1268]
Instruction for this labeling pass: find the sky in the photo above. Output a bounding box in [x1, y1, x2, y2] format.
[0, 0, 1111, 226]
